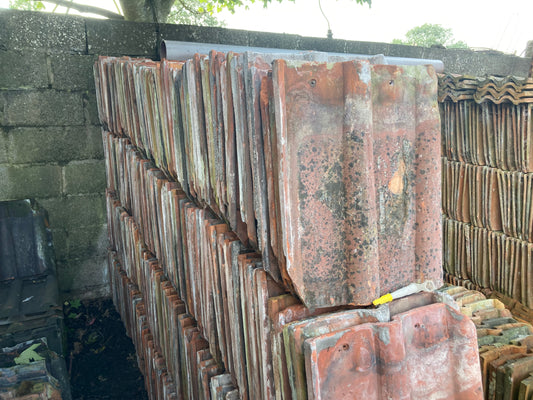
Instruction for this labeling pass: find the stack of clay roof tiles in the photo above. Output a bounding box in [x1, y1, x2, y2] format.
[440, 73, 533, 398]
[440, 285, 533, 400]
[440, 74, 533, 310]
[95, 50, 483, 400]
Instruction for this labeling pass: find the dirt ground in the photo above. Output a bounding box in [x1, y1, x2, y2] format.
[63, 298, 148, 399]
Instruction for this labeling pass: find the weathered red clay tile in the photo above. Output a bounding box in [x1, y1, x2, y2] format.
[518, 373, 533, 400]
[502, 355, 533, 400]
[304, 303, 482, 400]
[229, 53, 257, 248]
[225, 388, 240, 400]
[270, 301, 338, 400]
[198, 356, 223, 400]
[479, 345, 526, 399]
[253, 268, 286, 400]
[210, 373, 235, 400]
[272, 60, 442, 309]
[284, 307, 389, 400]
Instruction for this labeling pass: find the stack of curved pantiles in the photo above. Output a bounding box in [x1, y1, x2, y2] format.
[440, 73, 533, 312]
[440, 285, 533, 400]
[439, 74, 533, 105]
[96, 53, 483, 400]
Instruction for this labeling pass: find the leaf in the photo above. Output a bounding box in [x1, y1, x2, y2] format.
[14, 344, 45, 365]
[91, 346, 106, 354]
[70, 299, 82, 309]
[86, 331, 101, 344]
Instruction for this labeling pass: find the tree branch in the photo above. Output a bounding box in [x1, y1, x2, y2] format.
[34, 0, 125, 19]
[176, 0, 202, 15]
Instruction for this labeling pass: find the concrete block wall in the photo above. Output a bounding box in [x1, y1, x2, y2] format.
[0, 8, 530, 300]
[0, 10, 110, 299]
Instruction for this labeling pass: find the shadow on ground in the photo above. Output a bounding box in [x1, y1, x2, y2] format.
[64, 298, 148, 400]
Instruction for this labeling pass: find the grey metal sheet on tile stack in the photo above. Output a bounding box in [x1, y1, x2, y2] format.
[440, 73, 533, 310]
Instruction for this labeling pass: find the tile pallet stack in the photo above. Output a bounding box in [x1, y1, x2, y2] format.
[440, 285, 533, 400]
[96, 52, 482, 399]
[440, 73, 533, 310]
[440, 73, 533, 399]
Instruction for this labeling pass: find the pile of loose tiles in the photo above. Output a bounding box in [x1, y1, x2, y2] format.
[96, 53, 480, 400]
[440, 73, 533, 309]
[440, 285, 533, 400]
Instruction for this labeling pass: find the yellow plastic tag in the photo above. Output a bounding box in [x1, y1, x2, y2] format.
[372, 293, 393, 306]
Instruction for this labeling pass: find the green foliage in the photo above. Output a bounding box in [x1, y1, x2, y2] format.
[447, 40, 468, 49]
[169, 0, 370, 25]
[9, 0, 372, 25]
[179, 0, 370, 15]
[393, 23, 468, 49]
[9, 0, 45, 11]
[68, 298, 82, 309]
[168, 0, 225, 26]
[196, 0, 293, 14]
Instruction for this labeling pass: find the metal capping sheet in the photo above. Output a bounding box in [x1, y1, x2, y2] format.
[160, 40, 444, 73]
[272, 59, 442, 309]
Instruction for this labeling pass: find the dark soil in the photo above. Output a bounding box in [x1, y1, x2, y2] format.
[63, 298, 148, 400]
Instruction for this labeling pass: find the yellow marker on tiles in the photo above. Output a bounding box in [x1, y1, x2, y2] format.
[372, 281, 436, 306]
